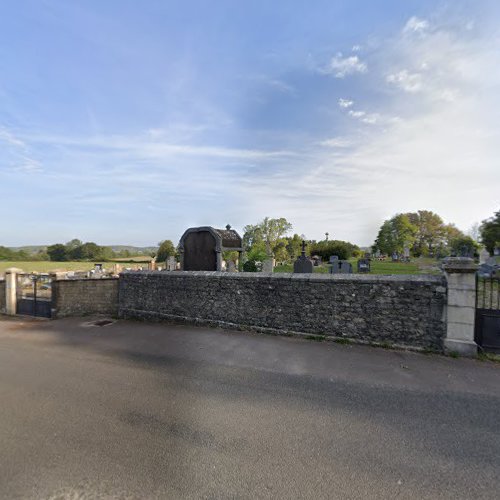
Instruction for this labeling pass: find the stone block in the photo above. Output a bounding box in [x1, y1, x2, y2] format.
[446, 273, 476, 291]
[446, 321, 475, 342]
[447, 305, 475, 325]
[447, 288, 475, 308]
[444, 338, 477, 357]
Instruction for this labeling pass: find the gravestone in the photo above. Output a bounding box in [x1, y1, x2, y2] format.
[392, 252, 399, 262]
[357, 258, 370, 273]
[339, 260, 353, 274]
[262, 259, 274, 273]
[479, 248, 490, 264]
[166, 256, 176, 271]
[227, 261, 237, 273]
[329, 255, 339, 274]
[486, 256, 497, 267]
[293, 241, 313, 273]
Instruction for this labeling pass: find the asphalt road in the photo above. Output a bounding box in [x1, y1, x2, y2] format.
[0, 316, 499, 499]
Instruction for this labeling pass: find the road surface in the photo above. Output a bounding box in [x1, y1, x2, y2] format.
[0, 316, 499, 499]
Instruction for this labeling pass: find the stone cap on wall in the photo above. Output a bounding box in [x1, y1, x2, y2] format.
[442, 257, 478, 274]
[121, 270, 445, 285]
[4, 267, 24, 274]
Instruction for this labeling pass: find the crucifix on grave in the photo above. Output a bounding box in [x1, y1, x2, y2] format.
[293, 240, 314, 273]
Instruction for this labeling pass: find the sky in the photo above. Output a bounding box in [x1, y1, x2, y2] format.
[1, 0, 499, 247]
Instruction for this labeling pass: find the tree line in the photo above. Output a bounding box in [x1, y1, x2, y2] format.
[2, 208, 498, 264]
[372, 209, 499, 257]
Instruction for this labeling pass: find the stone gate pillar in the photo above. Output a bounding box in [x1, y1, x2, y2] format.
[442, 257, 478, 356]
[5, 268, 22, 316]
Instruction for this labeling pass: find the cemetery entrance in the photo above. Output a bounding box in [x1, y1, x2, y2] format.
[16, 273, 52, 318]
[475, 276, 500, 353]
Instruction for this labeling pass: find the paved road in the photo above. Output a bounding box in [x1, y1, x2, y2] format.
[0, 316, 499, 499]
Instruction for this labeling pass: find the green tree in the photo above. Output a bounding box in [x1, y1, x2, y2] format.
[373, 214, 417, 255]
[243, 217, 292, 257]
[0, 246, 16, 260]
[156, 240, 176, 262]
[65, 239, 83, 250]
[285, 234, 305, 261]
[480, 209, 500, 254]
[449, 236, 480, 257]
[405, 210, 448, 256]
[309, 240, 359, 261]
[47, 244, 68, 261]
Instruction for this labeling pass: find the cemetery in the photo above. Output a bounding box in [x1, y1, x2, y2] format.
[1, 213, 499, 357]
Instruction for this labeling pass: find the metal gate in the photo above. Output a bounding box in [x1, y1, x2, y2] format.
[475, 276, 500, 353]
[16, 273, 52, 318]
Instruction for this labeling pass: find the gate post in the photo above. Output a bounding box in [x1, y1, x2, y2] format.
[442, 257, 478, 356]
[5, 268, 22, 316]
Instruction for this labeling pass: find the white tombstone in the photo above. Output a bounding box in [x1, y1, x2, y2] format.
[166, 256, 176, 271]
[479, 248, 490, 264]
[262, 259, 274, 273]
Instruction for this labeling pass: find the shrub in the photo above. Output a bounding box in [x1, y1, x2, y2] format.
[309, 240, 359, 261]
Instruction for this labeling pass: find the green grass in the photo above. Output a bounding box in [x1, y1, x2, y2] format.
[1, 257, 442, 276]
[274, 257, 440, 275]
[478, 352, 500, 363]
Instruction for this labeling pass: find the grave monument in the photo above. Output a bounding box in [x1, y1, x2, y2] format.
[293, 241, 313, 273]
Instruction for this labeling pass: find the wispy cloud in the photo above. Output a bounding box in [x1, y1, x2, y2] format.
[322, 53, 367, 78]
[386, 70, 423, 92]
[338, 98, 354, 108]
[318, 137, 352, 148]
[0, 127, 26, 147]
[403, 16, 429, 35]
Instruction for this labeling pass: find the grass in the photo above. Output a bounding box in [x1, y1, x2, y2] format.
[0, 261, 145, 275]
[478, 352, 500, 363]
[1, 257, 441, 276]
[304, 334, 326, 342]
[274, 257, 440, 275]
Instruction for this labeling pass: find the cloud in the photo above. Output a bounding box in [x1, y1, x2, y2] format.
[403, 16, 429, 35]
[386, 70, 423, 92]
[338, 98, 354, 108]
[241, 13, 499, 244]
[318, 137, 352, 148]
[346, 109, 379, 125]
[16, 157, 43, 173]
[348, 110, 365, 118]
[0, 127, 25, 147]
[323, 53, 367, 78]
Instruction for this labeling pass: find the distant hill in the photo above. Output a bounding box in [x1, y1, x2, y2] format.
[107, 245, 158, 254]
[9, 244, 159, 255]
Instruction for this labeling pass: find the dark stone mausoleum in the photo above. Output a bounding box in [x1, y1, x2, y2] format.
[179, 226, 243, 271]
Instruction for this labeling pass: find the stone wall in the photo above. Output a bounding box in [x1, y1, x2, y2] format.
[52, 278, 119, 318]
[119, 272, 447, 350]
[0, 280, 5, 314]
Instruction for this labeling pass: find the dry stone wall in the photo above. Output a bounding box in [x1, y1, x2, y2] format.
[119, 271, 447, 350]
[52, 278, 119, 318]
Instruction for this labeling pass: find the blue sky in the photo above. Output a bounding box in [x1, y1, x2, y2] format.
[1, 0, 499, 246]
